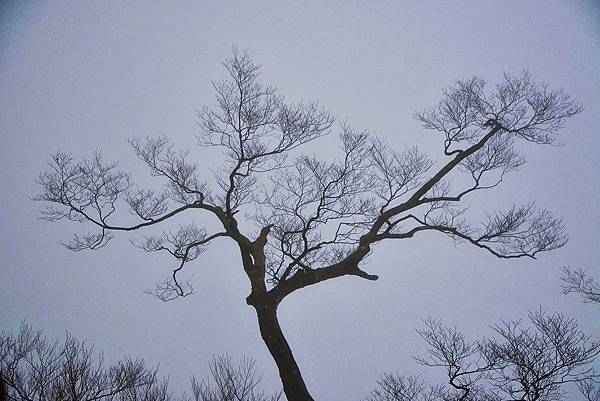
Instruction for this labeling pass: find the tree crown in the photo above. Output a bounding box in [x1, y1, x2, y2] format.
[35, 49, 582, 302]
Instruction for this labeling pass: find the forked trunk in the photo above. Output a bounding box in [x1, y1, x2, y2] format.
[254, 303, 315, 401]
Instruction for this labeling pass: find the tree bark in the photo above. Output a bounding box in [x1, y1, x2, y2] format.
[254, 303, 315, 401]
[0, 372, 6, 401]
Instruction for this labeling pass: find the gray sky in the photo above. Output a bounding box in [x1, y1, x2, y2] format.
[1, 1, 599, 399]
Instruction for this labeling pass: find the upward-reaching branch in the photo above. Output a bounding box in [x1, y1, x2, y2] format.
[197, 48, 333, 216]
[269, 71, 579, 297]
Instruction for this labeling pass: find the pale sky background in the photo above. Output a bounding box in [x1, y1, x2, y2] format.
[1, 1, 599, 400]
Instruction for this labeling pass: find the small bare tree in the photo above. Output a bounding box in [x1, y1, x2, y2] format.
[1, 324, 280, 401]
[561, 266, 600, 303]
[35, 49, 582, 400]
[0, 323, 172, 401]
[364, 375, 438, 401]
[191, 355, 280, 401]
[482, 311, 600, 401]
[414, 318, 496, 401]
[367, 311, 600, 401]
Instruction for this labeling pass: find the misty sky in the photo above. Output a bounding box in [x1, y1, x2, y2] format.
[1, 1, 599, 400]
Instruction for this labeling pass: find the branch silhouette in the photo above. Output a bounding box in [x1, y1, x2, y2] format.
[35, 49, 582, 401]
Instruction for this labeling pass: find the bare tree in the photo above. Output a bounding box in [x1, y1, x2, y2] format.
[0, 323, 173, 401]
[367, 311, 600, 401]
[191, 355, 280, 401]
[35, 48, 582, 400]
[1, 323, 280, 401]
[414, 318, 496, 401]
[364, 374, 439, 401]
[482, 310, 600, 401]
[561, 266, 600, 303]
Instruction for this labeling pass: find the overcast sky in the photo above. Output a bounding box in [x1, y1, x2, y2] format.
[1, 1, 599, 399]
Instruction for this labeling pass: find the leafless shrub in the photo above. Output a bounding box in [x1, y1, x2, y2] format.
[364, 374, 438, 401]
[482, 310, 599, 401]
[1, 324, 280, 401]
[0, 323, 175, 401]
[191, 355, 280, 401]
[367, 310, 599, 401]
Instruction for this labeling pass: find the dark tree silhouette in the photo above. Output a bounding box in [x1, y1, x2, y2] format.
[0, 373, 6, 401]
[0, 323, 279, 401]
[364, 375, 438, 401]
[191, 354, 280, 401]
[367, 311, 600, 401]
[561, 266, 600, 303]
[0, 323, 172, 401]
[35, 49, 582, 400]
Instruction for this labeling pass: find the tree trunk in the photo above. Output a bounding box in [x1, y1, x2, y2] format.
[254, 303, 315, 401]
[0, 372, 6, 401]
